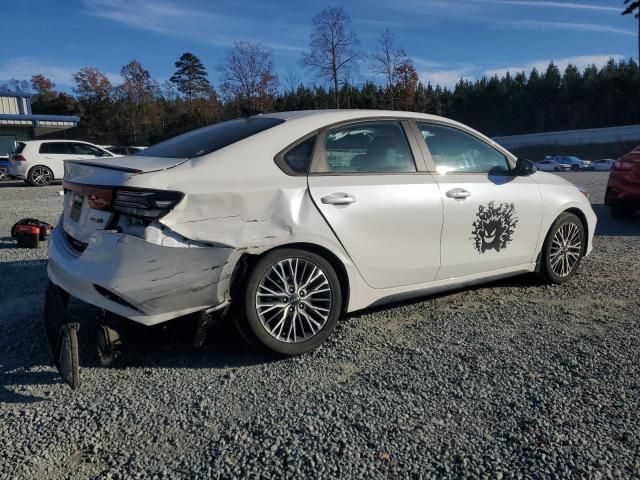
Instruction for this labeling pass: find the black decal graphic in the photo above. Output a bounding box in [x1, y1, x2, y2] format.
[472, 202, 518, 253]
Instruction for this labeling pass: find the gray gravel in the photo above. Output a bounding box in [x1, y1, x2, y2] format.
[1, 173, 639, 479]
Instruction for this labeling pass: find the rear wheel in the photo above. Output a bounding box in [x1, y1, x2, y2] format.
[28, 166, 53, 186]
[553, 167, 560, 172]
[240, 248, 342, 355]
[539, 212, 585, 284]
[0, 167, 7, 181]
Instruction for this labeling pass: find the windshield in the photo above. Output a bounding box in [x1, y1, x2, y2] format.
[137, 117, 285, 159]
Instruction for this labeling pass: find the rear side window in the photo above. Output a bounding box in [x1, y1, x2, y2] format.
[41, 142, 72, 154]
[279, 136, 316, 174]
[138, 117, 285, 159]
[321, 122, 416, 173]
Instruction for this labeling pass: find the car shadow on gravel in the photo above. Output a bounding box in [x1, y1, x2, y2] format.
[592, 204, 639, 237]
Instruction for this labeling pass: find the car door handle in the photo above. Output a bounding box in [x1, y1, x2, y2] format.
[446, 188, 471, 200]
[321, 193, 356, 205]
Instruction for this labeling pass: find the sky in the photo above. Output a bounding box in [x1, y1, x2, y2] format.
[0, 0, 637, 92]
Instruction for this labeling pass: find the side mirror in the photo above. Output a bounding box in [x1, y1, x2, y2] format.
[514, 158, 536, 176]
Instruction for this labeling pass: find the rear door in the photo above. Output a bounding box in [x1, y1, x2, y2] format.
[307, 120, 443, 289]
[413, 121, 543, 280]
[39, 142, 74, 178]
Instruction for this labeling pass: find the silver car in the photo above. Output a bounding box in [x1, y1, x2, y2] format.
[47, 110, 596, 361]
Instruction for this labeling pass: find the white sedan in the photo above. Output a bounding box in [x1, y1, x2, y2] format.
[46, 110, 596, 364]
[535, 159, 571, 172]
[591, 159, 614, 171]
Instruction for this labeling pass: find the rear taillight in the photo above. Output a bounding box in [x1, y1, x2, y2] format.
[113, 189, 183, 219]
[12, 154, 26, 161]
[63, 182, 183, 220]
[613, 161, 632, 171]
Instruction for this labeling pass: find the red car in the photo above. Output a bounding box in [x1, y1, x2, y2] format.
[605, 145, 640, 219]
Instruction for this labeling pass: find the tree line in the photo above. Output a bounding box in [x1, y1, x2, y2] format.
[1, 5, 639, 145]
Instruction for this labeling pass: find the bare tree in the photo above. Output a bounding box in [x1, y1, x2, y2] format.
[301, 6, 360, 108]
[371, 28, 407, 109]
[218, 41, 279, 112]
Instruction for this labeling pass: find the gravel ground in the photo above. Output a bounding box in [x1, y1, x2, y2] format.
[0, 172, 639, 479]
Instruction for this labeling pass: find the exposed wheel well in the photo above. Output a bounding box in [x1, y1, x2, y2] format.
[563, 208, 589, 256]
[536, 207, 590, 271]
[229, 243, 350, 312]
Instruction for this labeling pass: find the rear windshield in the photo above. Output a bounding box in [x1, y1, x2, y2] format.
[138, 117, 285, 159]
[13, 142, 26, 154]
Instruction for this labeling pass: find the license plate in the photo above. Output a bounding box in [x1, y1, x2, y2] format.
[70, 193, 84, 222]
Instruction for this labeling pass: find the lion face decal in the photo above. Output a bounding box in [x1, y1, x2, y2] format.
[471, 202, 518, 253]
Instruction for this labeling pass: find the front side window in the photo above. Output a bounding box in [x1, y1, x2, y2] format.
[416, 123, 510, 174]
[322, 122, 416, 173]
[72, 143, 104, 156]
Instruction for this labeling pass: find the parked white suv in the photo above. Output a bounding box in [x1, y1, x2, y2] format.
[8, 140, 116, 186]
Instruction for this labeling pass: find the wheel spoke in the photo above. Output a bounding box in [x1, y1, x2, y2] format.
[255, 257, 332, 343]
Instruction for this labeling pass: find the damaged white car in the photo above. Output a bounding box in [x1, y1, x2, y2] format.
[45, 110, 596, 383]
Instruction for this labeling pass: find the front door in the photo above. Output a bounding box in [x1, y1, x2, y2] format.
[308, 120, 443, 289]
[414, 122, 543, 280]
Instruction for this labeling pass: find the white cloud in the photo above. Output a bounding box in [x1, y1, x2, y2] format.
[82, 0, 305, 54]
[474, 0, 619, 12]
[483, 54, 625, 77]
[506, 20, 635, 36]
[0, 57, 121, 89]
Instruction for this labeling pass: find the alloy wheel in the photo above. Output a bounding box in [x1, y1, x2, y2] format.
[549, 222, 582, 277]
[31, 167, 52, 186]
[255, 257, 332, 343]
[0, 167, 7, 181]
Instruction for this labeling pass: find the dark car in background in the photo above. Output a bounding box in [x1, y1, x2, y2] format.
[605, 145, 640, 219]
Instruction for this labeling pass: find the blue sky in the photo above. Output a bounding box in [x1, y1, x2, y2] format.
[1, 0, 636, 92]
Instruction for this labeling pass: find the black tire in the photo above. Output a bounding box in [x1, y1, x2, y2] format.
[553, 167, 560, 172]
[28, 165, 54, 186]
[539, 212, 585, 284]
[610, 203, 635, 220]
[0, 167, 7, 181]
[570, 164, 580, 171]
[240, 248, 342, 355]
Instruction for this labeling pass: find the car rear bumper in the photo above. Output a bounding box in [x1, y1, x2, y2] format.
[47, 224, 234, 326]
[605, 173, 640, 205]
[8, 162, 27, 179]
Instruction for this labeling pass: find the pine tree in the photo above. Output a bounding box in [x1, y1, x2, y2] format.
[170, 53, 212, 101]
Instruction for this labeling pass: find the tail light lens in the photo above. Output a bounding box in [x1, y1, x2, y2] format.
[63, 182, 183, 220]
[113, 189, 183, 219]
[12, 154, 26, 161]
[613, 161, 632, 171]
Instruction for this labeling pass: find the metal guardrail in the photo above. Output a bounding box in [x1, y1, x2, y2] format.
[494, 124, 640, 149]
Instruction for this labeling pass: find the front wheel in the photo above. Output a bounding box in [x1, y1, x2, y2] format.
[539, 213, 585, 284]
[240, 248, 342, 355]
[570, 164, 580, 171]
[28, 165, 54, 186]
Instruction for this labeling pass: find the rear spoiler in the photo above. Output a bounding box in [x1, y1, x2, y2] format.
[65, 160, 143, 174]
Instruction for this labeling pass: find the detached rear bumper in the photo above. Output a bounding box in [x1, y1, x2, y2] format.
[47, 225, 234, 326]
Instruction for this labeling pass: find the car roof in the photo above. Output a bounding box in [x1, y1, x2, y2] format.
[263, 109, 461, 125]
